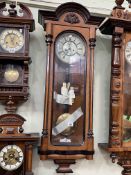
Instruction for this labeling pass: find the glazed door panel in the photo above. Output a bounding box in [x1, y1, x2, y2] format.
[51, 31, 87, 146]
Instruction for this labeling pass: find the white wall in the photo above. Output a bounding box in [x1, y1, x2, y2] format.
[1, 1, 128, 174]
[8, 0, 129, 15]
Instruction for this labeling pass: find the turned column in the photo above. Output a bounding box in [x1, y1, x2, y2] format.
[25, 144, 33, 175]
[109, 27, 123, 148]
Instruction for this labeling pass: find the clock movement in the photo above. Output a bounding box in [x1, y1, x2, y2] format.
[38, 2, 104, 173]
[0, 2, 39, 175]
[99, 0, 131, 174]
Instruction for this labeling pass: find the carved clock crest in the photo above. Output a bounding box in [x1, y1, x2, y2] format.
[64, 13, 80, 24]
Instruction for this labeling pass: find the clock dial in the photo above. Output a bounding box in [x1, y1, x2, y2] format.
[0, 145, 24, 171]
[55, 32, 86, 64]
[0, 29, 24, 53]
[125, 41, 131, 64]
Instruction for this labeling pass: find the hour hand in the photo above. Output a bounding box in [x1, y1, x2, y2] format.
[10, 35, 15, 45]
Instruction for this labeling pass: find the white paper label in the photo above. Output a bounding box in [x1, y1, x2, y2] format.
[68, 122, 74, 127]
[52, 107, 83, 136]
[54, 93, 70, 105]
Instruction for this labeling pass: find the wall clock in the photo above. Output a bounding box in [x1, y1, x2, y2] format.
[38, 2, 104, 173]
[0, 113, 39, 175]
[99, 0, 131, 174]
[0, 2, 39, 175]
[0, 1, 35, 112]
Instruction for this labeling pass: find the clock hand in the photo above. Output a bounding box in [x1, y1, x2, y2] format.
[64, 44, 71, 55]
[10, 34, 15, 46]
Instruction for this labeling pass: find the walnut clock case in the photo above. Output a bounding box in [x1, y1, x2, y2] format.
[38, 2, 104, 173]
[0, 2, 39, 175]
[99, 0, 131, 174]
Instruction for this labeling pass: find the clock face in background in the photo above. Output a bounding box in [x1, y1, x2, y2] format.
[0, 29, 24, 53]
[55, 32, 86, 64]
[0, 145, 24, 171]
[125, 41, 131, 64]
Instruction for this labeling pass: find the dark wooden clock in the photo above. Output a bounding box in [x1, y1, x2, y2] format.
[0, 1, 34, 112]
[0, 2, 39, 175]
[38, 2, 103, 173]
[0, 114, 39, 175]
[99, 0, 131, 174]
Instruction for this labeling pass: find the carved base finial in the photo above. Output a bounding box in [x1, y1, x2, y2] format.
[117, 152, 131, 175]
[54, 160, 75, 173]
[118, 161, 131, 175]
[122, 169, 131, 175]
[5, 96, 17, 113]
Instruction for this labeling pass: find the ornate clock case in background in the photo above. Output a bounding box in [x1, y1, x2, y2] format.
[0, 1, 34, 112]
[38, 2, 104, 173]
[0, 114, 39, 175]
[0, 2, 39, 175]
[99, 0, 131, 174]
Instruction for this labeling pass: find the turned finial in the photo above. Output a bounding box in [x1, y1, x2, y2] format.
[8, 1, 17, 17]
[115, 0, 124, 7]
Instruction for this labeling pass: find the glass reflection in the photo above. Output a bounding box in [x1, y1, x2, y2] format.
[123, 41, 131, 142]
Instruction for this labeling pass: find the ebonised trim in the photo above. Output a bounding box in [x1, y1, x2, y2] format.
[38, 148, 94, 156]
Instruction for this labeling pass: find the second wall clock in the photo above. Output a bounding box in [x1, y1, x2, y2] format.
[38, 2, 104, 173]
[0, 1, 34, 112]
[99, 0, 131, 174]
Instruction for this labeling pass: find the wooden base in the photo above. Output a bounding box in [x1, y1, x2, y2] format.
[121, 168, 131, 175]
[54, 159, 76, 173]
[99, 143, 131, 175]
[117, 153, 131, 175]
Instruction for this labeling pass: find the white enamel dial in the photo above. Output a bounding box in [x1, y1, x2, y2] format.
[0, 29, 24, 53]
[125, 41, 131, 64]
[0, 145, 24, 171]
[55, 32, 86, 64]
